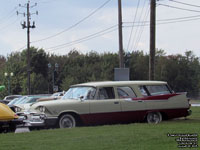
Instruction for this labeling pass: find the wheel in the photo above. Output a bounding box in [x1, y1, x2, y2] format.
[59, 114, 76, 128]
[147, 112, 162, 124]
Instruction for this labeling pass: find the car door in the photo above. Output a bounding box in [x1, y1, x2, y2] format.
[88, 87, 121, 124]
[117, 86, 147, 122]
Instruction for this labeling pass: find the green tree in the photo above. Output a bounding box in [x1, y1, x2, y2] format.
[129, 51, 149, 80]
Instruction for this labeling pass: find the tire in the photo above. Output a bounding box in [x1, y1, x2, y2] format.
[0, 128, 3, 133]
[147, 112, 162, 124]
[59, 114, 76, 128]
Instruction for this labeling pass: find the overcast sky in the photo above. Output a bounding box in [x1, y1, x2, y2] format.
[0, 0, 200, 57]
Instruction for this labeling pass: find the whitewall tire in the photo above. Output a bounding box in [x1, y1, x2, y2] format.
[59, 114, 76, 128]
[147, 112, 162, 124]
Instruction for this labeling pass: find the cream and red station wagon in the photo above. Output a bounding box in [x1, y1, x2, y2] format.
[19, 81, 191, 128]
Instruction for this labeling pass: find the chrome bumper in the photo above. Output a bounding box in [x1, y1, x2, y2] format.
[18, 112, 57, 127]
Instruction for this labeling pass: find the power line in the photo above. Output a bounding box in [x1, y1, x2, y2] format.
[131, 1, 149, 51]
[129, 0, 148, 51]
[15, 45, 27, 52]
[0, 13, 16, 27]
[31, 0, 112, 43]
[0, 17, 19, 32]
[126, 0, 140, 51]
[169, 0, 200, 8]
[123, 16, 200, 27]
[158, 3, 200, 13]
[157, 16, 200, 25]
[124, 14, 200, 24]
[38, 0, 56, 4]
[48, 28, 118, 52]
[46, 25, 118, 51]
[46, 25, 118, 52]
[133, 6, 150, 52]
[0, 6, 21, 29]
[0, 7, 18, 23]
[157, 14, 200, 22]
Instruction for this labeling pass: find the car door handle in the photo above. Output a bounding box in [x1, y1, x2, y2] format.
[114, 102, 119, 104]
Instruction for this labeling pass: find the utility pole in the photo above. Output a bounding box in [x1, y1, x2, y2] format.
[149, 0, 156, 80]
[118, 0, 124, 68]
[17, 1, 38, 95]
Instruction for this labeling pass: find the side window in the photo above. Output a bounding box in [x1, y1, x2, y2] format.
[117, 87, 136, 98]
[97, 87, 115, 100]
[146, 85, 171, 96]
[139, 86, 148, 96]
[86, 88, 96, 100]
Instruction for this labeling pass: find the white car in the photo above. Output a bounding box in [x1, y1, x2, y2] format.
[18, 81, 191, 128]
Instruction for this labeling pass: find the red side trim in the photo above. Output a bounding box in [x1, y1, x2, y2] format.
[132, 93, 180, 101]
[80, 107, 190, 125]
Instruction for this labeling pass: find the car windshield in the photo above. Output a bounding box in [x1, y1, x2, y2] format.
[20, 97, 36, 104]
[62, 87, 96, 100]
[15, 96, 30, 104]
[8, 96, 26, 105]
[7, 98, 20, 105]
[18, 96, 46, 104]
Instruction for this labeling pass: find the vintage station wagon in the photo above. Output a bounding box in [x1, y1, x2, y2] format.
[19, 81, 191, 128]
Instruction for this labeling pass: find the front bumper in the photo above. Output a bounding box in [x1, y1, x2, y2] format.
[0, 118, 23, 132]
[0, 118, 23, 126]
[18, 112, 58, 127]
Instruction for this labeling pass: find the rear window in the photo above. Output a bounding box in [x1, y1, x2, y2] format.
[139, 85, 171, 96]
[146, 85, 171, 96]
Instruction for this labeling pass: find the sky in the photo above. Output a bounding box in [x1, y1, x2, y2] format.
[0, 0, 200, 57]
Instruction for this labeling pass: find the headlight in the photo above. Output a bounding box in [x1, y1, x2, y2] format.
[38, 106, 46, 113]
[15, 106, 22, 113]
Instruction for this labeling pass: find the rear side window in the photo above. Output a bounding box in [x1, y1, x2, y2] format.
[97, 87, 115, 100]
[117, 87, 136, 98]
[145, 85, 171, 96]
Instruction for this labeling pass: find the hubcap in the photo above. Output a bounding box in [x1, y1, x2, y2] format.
[61, 117, 73, 128]
[148, 113, 160, 124]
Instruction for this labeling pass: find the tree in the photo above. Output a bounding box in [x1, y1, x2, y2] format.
[129, 51, 149, 80]
[1, 47, 200, 99]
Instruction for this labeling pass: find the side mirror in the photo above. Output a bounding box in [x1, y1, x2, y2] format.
[79, 96, 84, 102]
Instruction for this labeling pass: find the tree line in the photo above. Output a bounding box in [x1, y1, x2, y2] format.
[0, 47, 199, 99]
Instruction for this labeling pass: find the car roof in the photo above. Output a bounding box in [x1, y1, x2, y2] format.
[71, 81, 167, 87]
[3, 95, 22, 100]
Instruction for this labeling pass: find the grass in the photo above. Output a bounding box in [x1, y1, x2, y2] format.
[0, 107, 200, 150]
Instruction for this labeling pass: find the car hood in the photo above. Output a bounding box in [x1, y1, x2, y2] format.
[14, 103, 31, 111]
[37, 96, 61, 102]
[28, 99, 79, 112]
[0, 103, 18, 120]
